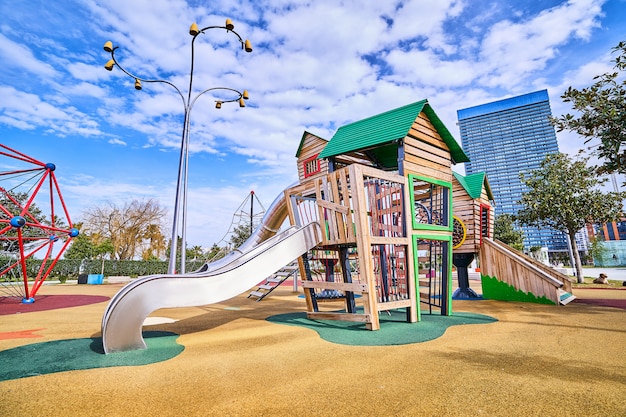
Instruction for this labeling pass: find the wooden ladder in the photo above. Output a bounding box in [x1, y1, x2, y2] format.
[247, 262, 300, 302]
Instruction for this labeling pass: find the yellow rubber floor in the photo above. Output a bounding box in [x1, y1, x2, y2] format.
[1, 282, 625, 417]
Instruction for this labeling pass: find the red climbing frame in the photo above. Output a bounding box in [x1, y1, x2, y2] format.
[0, 144, 77, 302]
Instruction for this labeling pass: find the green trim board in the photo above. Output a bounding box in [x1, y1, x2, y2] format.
[481, 274, 556, 305]
[408, 174, 453, 232]
[412, 233, 454, 319]
[318, 100, 469, 164]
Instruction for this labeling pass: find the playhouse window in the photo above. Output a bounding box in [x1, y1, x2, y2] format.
[480, 204, 491, 243]
[303, 154, 321, 178]
[410, 175, 451, 231]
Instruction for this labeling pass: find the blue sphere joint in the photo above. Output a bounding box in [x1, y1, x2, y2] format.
[45, 163, 56, 171]
[10, 216, 26, 228]
[69, 228, 79, 237]
[50, 235, 59, 242]
[21, 297, 35, 304]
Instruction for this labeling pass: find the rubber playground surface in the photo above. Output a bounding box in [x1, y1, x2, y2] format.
[1, 281, 625, 417]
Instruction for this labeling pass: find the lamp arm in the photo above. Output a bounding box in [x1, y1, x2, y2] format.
[196, 25, 247, 50]
[189, 87, 243, 111]
[109, 47, 186, 106]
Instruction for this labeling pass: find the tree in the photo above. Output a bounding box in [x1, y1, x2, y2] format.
[81, 199, 167, 260]
[205, 243, 226, 261]
[63, 226, 96, 260]
[552, 41, 626, 176]
[141, 223, 166, 260]
[588, 236, 608, 265]
[493, 214, 524, 251]
[229, 224, 252, 249]
[186, 245, 204, 261]
[516, 152, 626, 282]
[0, 191, 46, 252]
[64, 223, 115, 270]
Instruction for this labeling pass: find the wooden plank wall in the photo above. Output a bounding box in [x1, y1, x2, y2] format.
[452, 179, 478, 253]
[479, 238, 573, 304]
[297, 134, 329, 182]
[402, 114, 453, 183]
[451, 177, 495, 254]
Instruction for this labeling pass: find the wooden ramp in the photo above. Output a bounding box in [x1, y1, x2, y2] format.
[479, 238, 576, 305]
[248, 262, 299, 302]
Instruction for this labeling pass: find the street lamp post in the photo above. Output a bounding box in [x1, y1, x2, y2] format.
[103, 19, 252, 274]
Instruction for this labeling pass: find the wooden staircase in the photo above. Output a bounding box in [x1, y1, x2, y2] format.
[247, 262, 300, 302]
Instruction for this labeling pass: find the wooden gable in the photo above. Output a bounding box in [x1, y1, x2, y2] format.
[296, 131, 329, 182]
[402, 112, 454, 182]
[318, 100, 468, 173]
[452, 172, 495, 254]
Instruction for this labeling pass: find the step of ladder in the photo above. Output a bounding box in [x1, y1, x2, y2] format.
[248, 261, 299, 302]
[558, 289, 577, 305]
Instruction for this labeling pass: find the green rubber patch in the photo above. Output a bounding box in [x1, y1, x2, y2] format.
[0, 331, 183, 382]
[267, 310, 497, 346]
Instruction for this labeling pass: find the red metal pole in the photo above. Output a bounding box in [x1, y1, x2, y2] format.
[17, 228, 30, 300]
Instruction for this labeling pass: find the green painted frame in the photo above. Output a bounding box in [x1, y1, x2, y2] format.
[408, 174, 453, 232]
[412, 233, 453, 320]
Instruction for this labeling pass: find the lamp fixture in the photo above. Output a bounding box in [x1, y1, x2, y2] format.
[102, 20, 252, 275]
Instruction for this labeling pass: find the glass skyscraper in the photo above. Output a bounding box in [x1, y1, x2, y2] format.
[457, 89, 568, 252]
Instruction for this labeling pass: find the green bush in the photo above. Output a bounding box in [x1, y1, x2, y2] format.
[0, 257, 209, 280]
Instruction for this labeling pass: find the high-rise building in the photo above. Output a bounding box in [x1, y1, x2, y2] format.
[457, 89, 568, 252]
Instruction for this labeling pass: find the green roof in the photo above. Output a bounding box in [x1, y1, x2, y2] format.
[453, 171, 494, 200]
[318, 100, 469, 164]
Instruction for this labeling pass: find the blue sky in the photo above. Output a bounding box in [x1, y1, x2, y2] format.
[1, 0, 625, 251]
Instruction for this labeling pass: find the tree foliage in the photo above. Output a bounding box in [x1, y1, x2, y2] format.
[81, 199, 167, 260]
[552, 41, 626, 175]
[517, 152, 626, 282]
[0, 191, 47, 252]
[229, 223, 252, 249]
[493, 214, 524, 251]
[64, 223, 115, 261]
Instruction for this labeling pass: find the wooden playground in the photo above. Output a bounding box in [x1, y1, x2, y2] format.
[277, 98, 575, 330]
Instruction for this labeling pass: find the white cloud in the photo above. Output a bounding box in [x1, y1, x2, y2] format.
[0, 0, 622, 249]
[108, 138, 127, 146]
[478, 0, 606, 87]
[0, 33, 57, 78]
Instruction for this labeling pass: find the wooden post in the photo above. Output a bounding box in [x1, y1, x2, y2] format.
[350, 164, 380, 330]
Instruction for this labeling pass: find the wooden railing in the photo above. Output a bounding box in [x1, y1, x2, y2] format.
[479, 238, 573, 304]
[287, 164, 407, 247]
[285, 163, 416, 329]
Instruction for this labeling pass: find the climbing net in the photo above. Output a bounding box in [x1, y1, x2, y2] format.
[205, 191, 266, 262]
[0, 144, 77, 302]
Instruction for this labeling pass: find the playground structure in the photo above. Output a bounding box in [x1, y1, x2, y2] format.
[101, 98, 576, 353]
[0, 144, 78, 303]
[287, 100, 476, 329]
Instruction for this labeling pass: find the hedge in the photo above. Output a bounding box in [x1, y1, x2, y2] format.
[0, 257, 208, 280]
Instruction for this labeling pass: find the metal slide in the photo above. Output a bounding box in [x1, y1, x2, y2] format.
[101, 190, 322, 353]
